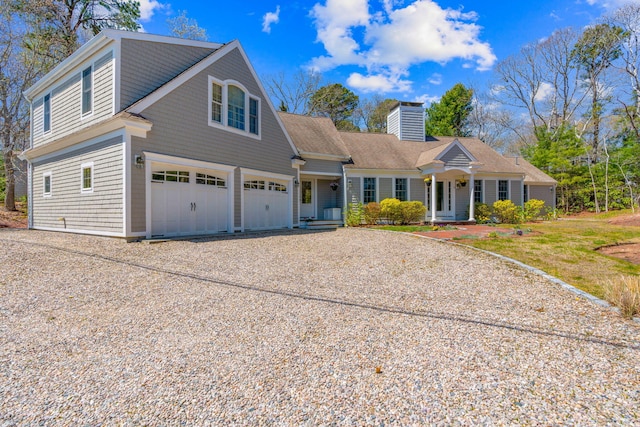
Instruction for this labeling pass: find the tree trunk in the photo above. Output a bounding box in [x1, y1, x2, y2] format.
[3, 148, 16, 211]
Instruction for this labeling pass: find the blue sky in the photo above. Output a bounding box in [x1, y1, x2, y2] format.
[137, 0, 634, 105]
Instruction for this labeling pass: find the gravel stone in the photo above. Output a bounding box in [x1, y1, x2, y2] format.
[0, 228, 638, 425]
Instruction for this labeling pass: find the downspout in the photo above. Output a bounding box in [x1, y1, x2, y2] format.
[342, 164, 348, 227]
[26, 97, 34, 229]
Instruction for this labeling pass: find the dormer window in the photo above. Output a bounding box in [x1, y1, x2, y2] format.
[208, 77, 260, 138]
[81, 66, 92, 116]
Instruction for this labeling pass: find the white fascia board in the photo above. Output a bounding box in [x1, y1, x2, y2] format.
[298, 151, 351, 161]
[240, 167, 294, 181]
[19, 116, 151, 161]
[105, 29, 222, 49]
[143, 152, 236, 173]
[299, 171, 342, 178]
[346, 169, 422, 176]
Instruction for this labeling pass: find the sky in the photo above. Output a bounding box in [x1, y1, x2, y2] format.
[135, 0, 637, 107]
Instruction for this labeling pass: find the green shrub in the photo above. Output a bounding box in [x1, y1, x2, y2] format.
[523, 199, 545, 222]
[473, 202, 492, 224]
[345, 202, 364, 227]
[363, 202, 381, 225]
[399, 201, 426, 224]
[492, 200, 521, 224]
[380, 198, 403, 224]
[604, 275, 640, 319]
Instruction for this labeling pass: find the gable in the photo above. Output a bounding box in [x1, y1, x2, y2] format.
[439, 144, 472, 167]
[129, 47, 297, 176]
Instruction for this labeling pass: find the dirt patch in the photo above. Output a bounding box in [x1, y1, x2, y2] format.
[598, 243, 640, 265]
[0, 204, 27, 229]
[608, 212, 640, 227]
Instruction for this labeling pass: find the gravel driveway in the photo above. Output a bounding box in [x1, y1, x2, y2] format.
[1, 228, 638, 425]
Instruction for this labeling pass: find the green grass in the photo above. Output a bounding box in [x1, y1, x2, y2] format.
[465, 214, 640, 298]
[382, 210, 640, 299]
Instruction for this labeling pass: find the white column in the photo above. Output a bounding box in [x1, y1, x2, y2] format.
[430, 173, 437, 222]
[468, 173, 475, 222]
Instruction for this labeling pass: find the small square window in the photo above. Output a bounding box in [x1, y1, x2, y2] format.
[43, 172, 52, 197]
[81, 163, 93, 193]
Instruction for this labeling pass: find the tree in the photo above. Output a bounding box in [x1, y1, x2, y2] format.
[608, 4, 640, 140]
[167, 10, 208, 41]
[14, 0, 141, 62]
[0, 4, 41, 210]
[264, 70, 321, 115]
[308, 83, 359, 130]
[571, 23, 626, 160]
[359, 96, 397, 133]
[424, 83, 473, 137]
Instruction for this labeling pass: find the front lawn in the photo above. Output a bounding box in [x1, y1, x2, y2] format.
[383, 211, 640, 299]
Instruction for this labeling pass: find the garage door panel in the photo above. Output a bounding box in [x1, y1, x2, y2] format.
[243, 178, 290, 230]
[151, 167, 229, 237]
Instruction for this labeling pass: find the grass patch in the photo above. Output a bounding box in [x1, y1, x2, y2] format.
[604, 275, 640, 319]
[463, 214, 640, 299]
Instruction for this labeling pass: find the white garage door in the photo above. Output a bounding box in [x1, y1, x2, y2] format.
[151, 169, 229, 238]
[244, 178, 289, 230]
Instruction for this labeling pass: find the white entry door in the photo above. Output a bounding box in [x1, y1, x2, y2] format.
[150, 169, 229, 238]
[436, 181, 455, 218]
[244, 178, 290, 230]
[300, 179, 315, 218]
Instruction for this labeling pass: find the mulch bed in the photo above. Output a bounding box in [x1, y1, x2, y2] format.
[413, 224, 515, 240]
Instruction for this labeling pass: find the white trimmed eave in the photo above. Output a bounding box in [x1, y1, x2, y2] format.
[297, 151, 351, 162]
[418, 161, 484, 176]
[19, 115, 152, 161]
[24, 34, 112, 101]
[345, 168, 423, 176]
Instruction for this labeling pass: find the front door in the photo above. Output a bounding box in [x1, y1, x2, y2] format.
[436, 181, 454, 218]
[300, 179, 315, 219]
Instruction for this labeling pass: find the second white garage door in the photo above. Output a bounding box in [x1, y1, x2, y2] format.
[243, 178, 290, 230]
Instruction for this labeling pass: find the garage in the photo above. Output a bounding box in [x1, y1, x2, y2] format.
[243, 174, 291, 231]
[150, 167, 231, 238]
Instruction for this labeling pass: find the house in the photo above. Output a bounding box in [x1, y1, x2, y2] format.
[280, 102, 556, 224]
[21, 31, 556, 239]
[21, 30, 302, 239]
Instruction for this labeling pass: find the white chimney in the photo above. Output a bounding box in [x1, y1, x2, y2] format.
[387, 101, 425, 142]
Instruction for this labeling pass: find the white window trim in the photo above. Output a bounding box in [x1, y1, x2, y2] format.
[498, 179, 510, 201]
[363, 177, 377, 204]
[393, 177, 409, 201]
[43, 93, 52, 135]
[207, 76, 261, 140]
[43, 171, 52, 197]
[81, 162, 94, 193]
[81, 65, 94, 119]
[474, 179, 484, 203]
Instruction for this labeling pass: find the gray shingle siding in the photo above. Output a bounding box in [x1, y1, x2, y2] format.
[348, 177, 361, 205]
[301, 159, 343, 175]
[409, 178, 425, 203]
[119, 39, 215, 110]
[455, 185, 470, 220]
[529, 185, 555, 209]
[379, 178, 392, 200]
[441, 145, 470, 168]
[32, 136, 124, 233]
[485, 180, 497, 205]
[33, 50, 114, 148]
[511, 180, 523, 206]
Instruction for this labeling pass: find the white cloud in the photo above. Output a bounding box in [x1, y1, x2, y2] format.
[139, 0, 167, 22]
[584, 0, 633, 10]
[262, 6, 281, 34]
[347, 71, 412, 92]
[309, 0, 496, 94]
[428, 73, 442, 85]
[534, 82, 554, 102]
[415, 93, 440, 105]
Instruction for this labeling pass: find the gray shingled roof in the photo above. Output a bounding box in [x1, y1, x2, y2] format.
[277, 112, 350, 158]
[278, 113, 555, 184]
[505, 157, 557, 184]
